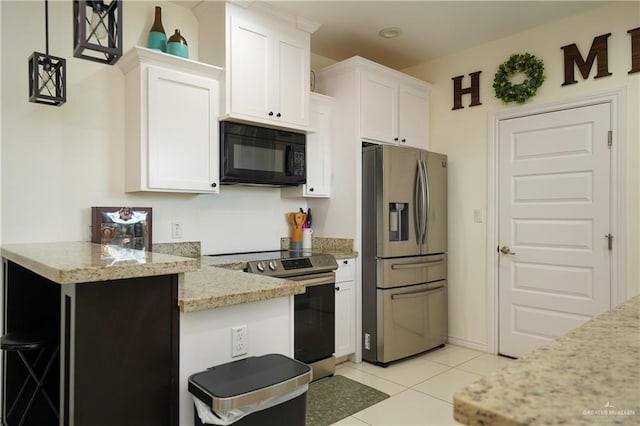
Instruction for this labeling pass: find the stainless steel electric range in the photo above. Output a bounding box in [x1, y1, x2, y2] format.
[208, 250, 338, 381]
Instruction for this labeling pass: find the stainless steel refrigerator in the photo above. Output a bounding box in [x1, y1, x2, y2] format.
[362, 144, 448, 365]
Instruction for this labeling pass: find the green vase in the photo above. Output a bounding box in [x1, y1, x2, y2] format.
[167, 29, 189, 59]
[147, 6, 166, 52]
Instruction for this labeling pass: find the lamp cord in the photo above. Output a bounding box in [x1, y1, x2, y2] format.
[44, 0, 49, 55]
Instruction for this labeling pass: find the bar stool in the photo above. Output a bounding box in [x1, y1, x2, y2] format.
[1, 331, 59, 425]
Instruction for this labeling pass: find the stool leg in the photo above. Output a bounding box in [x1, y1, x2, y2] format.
[16, 347, 60, 426]
[4, 349, 47, 422]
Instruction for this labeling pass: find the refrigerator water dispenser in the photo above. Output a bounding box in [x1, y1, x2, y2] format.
[389, 202, 408, 241]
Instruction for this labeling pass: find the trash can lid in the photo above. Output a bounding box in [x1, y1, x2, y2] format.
[188, 354, 312, 412]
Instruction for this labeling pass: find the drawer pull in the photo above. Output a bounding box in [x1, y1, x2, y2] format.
[391, 286, 444, 300]
[391, 259, 444, 270]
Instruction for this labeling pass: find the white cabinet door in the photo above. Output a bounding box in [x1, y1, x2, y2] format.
[226, 10, 309, 129]
[228, 14, 271, 121]
[304, 98, 331, 196]
[275, 34, 309, 127]
[361, 72, 398, 144]
[335, 258, 356, 358]
[147, 67, 219, 192]
[282, 94, 332, 198]
[398, 84, 430, 150]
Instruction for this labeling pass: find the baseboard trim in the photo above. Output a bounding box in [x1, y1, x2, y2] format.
[447, 335, 489, 353]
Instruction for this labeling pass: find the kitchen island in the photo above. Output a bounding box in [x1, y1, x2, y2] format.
[1, 242, 198, 426]
[454, 295, 640, 425]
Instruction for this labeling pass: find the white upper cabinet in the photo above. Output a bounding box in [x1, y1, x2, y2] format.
[361, 72, 398, 144]
[398, 84, 430, 150]
[196, 1, 317, 132]
[118, 47, 223, 193]
[318, 57, 431, 149]
[282, 93, 333, 198]
[360, 65, 431, 149]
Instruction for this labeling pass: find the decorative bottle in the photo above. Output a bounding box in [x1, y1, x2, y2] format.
[147, 6, 167, 52]
[167, 29, 188, 59]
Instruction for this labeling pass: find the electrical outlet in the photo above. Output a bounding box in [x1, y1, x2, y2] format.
[231, 325, 248, 357]
[473, 208, 483, 224]
[171, 222, 182, 239]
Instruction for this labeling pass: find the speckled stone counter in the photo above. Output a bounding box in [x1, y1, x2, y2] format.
[454, 296, 640, 425]
[178, 263, 305, 312]
[1, 241, 199, 284]
[280, 236, 359, 259]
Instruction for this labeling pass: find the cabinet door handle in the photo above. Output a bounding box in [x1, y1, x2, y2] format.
[394, 137, 399, 142]
[276, 112, 282, 118]
[309, 187, 314, 192]
[335, 286, 340, 291]
[268, 111, 274, 116]
[343, 260, 348, 264]
[211, 182, 217, 188]
[402, 138, 406, 143]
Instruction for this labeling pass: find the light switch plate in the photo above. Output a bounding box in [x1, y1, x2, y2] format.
[473, 208, 483, 223]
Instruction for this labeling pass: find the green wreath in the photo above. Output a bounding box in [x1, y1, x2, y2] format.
[493, 53, 545, 104]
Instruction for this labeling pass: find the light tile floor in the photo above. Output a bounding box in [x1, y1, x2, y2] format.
[331, 344, 516, 426]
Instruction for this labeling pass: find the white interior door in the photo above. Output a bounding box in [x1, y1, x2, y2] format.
[498, 103, 612, 358]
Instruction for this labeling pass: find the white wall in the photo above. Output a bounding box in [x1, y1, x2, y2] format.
[0, 1, 305, 254]
[403, 2, 640, 347]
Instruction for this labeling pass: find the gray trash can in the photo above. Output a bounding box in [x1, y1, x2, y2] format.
[188, 354, 312, 426]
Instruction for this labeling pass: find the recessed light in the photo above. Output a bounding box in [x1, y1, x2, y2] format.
[378, 27, 402, 39]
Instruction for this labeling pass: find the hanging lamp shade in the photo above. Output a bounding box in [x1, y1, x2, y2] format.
[29, 52, 66, 106]
[73, 0, 122, 65]
[29, 0, 66, 106]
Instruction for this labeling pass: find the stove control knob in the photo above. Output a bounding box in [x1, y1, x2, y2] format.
[268, 261, 277, 271]
[256, 262, 265, 272]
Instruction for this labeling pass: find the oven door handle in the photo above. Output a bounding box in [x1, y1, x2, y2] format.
[288, 272, 335, 287]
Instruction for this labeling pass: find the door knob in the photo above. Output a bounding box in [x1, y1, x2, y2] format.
[499, 245, 516, 255]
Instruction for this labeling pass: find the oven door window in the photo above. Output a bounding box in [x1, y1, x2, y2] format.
[294, 283, 335, 364]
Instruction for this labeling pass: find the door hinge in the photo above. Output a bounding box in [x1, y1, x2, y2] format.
[607, 130, 612, 147]
[606, 233, 613, 250]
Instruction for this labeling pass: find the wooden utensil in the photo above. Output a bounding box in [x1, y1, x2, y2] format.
[294, 212, 305, 229]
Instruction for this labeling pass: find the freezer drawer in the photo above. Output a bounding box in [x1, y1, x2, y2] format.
[376, 254, 447, 289]
[377, 281, 447, 364]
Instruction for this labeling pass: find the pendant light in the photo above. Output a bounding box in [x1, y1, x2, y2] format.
[29, 0, 66, 106]
[73, 0, 122, 65]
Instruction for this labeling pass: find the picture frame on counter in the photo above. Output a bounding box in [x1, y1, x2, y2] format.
[91, 206, 152, 251]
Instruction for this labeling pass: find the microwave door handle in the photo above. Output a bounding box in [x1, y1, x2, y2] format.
[285, 145, 293, 176]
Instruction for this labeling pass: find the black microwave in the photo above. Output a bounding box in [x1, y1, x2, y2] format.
[219, 121, 306, 187]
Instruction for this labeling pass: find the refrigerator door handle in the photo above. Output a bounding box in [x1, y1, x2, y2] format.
[391, 285, 445, 300]
[414, 160, 422, 243]
[391, 259, 445, 270]
[420, 159, 429, 244]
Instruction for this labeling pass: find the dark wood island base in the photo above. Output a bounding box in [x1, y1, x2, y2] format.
[1, 242, 198, 426]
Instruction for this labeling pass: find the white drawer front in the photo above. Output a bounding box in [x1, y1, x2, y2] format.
[336, 258, 355, 283]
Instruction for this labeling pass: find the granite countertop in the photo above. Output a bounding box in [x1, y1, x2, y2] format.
[454, 295, 640, 425]
[179, 259, 306, 313]
[1, 242, 199, 285]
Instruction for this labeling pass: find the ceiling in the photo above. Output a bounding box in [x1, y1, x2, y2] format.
[175, 0, 614, 70]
